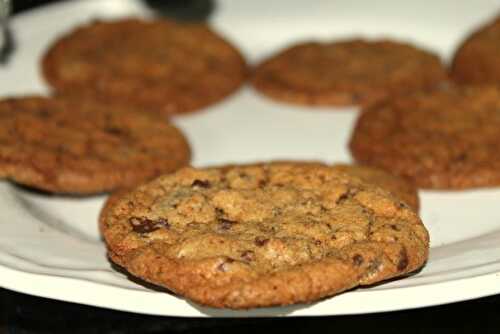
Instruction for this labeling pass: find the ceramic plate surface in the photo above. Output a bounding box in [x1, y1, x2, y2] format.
[1, 0, 500, 317]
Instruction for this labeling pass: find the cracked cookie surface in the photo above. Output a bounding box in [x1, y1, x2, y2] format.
[350, 84, 500, 189]
[42, 18, 247, 116]
[332, 164, 419, 212]
[252, 39, 447, 107]
[0, 96, 190, 194]
[101, 163, 429, 309]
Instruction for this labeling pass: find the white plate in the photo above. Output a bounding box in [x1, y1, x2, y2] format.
[1, 0, 500, 318]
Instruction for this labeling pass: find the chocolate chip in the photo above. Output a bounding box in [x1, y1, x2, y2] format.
[38, 109, 50, 118]
[129, 217, 169, 234]
[240, 250, 255, 262]
[258, 179, 268, 187]
[336, 193, 349, 204]
[217, 257, 235, 272]
[129, 217, 157, 233]
[455, 153, 467, 162]
[55, 144, 66, 153]
[352, 254, 364, 266]
[216, 263, 226, 272]
[367, 259, 382, 274]
[351, 92, 363, 103]
[397, 247, 409, 271]
[238, 172, 249, 179]
[219, 218, 235, 230]
[390, 224, 401, 231]
[104, 127, 124, 135]
[191, 179, 211, 188]
[215, 208, 225, 217]
[157, 218, 170, 229]
[314, 239, 322, 246]
[254, 236, 269, 246]
[337, 188, 359, 204]
[398, 202, 408, 209]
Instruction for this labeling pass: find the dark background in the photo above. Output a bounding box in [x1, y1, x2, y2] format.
[2, 288, 500, 333]
[12, 0, 65, 13]
[2, 1, 500, 332]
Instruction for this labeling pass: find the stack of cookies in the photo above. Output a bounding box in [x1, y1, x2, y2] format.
[3, 10, 500, 310]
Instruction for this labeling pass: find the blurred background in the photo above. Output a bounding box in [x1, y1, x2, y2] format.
[2, 1, 500, 333]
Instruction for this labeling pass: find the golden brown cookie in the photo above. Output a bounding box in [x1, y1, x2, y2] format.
[451, 15, 500, 85]
[42, 18, 247, 116]
[252, 39, 447, 107]
[218, 161, 420, 211]
[100, 163, 429, 309]
[0, 96, 191, 194]
[99, 189, 132, 238]
[349, 84, 500, 189]
[332, 164, 419, 212]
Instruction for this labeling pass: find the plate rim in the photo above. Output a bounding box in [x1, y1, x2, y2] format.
[1, 0, 500, 317]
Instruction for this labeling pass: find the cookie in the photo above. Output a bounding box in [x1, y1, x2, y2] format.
[100, 189, 132, 238]
[0, 96, 191, 194]
[332, 164, 419, 212]
[218, 161, 420, 211]
[100, 163, 429, 309]
[252, 39, 447, 107]
[451, 15, 500, 85]
[42, 18, 247, 116]
[349, 84, 500, 189]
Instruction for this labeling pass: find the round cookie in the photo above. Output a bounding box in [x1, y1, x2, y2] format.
[451, 15, 500, 85]
[42, 18, 247, 116]
[252, 39, 447, 107]
[349, 84, 500, 189]
[332, 164, 419, 212]
[0, 96, 191, 194]
[101, 163, 429, 309]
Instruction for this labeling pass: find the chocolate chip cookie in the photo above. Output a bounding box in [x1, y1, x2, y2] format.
[350, 84, 500, 189]
[42, 18, 247, 116]
[100, 163, 429, 309]
[252, 39, 447, 107]
[219, 161, 420, 211]
[451, 15, 500, 85]
[0, 96, 191, 194]
[332, 164, 419, 212]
